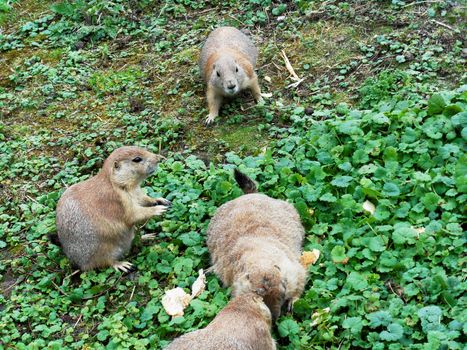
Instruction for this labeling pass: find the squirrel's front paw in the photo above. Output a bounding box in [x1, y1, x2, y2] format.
[153, 205, 168, 216]
[153, 197, 171, 207]
[205, 114, 216, 125]
[113, 261, 135, 273]
[141, 233, 157, 241]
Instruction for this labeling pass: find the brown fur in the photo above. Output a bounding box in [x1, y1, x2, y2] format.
[204, 49, 254, 82]
[56, 146, 170, 271]
[165, 292, 276, 350]
[204, 51, 220, 81]
[206, 172, 307, 319]
[199, 26, 262, 124]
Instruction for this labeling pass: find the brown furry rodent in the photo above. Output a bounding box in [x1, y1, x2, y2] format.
[164, 292, 276, 350]
[199, 26, 262, 124]
[54, 146, 170, 272]
[206, 169, 307, 320]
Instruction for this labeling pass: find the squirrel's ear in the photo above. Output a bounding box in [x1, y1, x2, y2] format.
[114, 161, 120, 169]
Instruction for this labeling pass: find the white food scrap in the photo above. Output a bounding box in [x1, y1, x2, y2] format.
[191, 269, 206, 298]
[362, 200, 376, 215]
[161, 287, 192, 318]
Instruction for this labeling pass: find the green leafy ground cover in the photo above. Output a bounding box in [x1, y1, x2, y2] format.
[1, 1, 466, 349]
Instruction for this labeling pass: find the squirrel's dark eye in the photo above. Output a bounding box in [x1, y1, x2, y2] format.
[216, 71, 220, 77]
[236, 66, 239, 73]
[132, 157, 143, 163]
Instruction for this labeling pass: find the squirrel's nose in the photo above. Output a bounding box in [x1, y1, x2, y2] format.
[227, 82, 236, 90]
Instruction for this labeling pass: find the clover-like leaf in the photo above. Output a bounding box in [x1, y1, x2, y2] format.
[367, 311, 392, 328]
[382, 182, 400, 197]
[421, 192, 441, 211]
[346, 272, 368, 291]
[331, 245, 347, 263]
[368, 236, 386, 252]
[343, 316, 363, 334]
[427, 93, 447, 116]
[331, 176, 353, 188]
[380, 323, 404, 341]
[278, 318, 300, 337]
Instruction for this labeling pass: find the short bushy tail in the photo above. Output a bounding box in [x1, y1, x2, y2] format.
[48, 233, 61, 247]
[234, 169, 257, 194]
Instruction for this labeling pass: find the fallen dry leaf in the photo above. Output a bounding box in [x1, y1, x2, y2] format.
[300, 249, 321, 268]
[264, 75, 272, 83]
[191, 269, 206, 298]
[362, 200, 376, 215]
[261, 92, 273, 98]
[161, 287, 192, 318]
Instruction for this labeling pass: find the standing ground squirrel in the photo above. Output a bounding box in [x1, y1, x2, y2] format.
[199, 26, 262, 124]
[53, 146, 170, 272]
[165, 292, 276, 350]
[206, 169, 307, 320]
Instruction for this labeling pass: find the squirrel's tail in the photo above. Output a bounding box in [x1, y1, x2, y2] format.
[234, 169, 257, 194]
[48, 233, 62, 247]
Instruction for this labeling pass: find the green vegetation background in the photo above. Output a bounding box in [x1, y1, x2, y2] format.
[0, 0, 466, 349]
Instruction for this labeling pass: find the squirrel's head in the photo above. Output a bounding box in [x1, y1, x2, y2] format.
[210, 55, 246, 96]
[232, 265, 286, 321]
[103, 146, 163, 189]
[226, 292, 273, 325]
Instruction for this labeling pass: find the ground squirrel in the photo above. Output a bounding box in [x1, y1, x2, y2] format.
[206, 169, 307, 320]
[165, 292, 276, 350]
[53, 146, 170, 272]
[199, 26, 262, 124]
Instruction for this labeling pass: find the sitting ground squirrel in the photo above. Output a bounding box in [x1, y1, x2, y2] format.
[199, 26, 262, 124]
[206, 169, 307, 320]
[53, 146, 170, 272]
[165, 292, 276, 350]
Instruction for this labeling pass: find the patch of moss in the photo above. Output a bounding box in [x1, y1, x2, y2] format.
[1, 0, 55, 29]
[217, 124, 267, 153]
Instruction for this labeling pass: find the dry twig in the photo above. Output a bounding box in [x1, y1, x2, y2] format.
[73, 314, 83, 329]
[431, 19, 456, 31]
[280, 50, 301, 80]
[129, 285, 136, 301]
[280, 50, 304, 88]
[402, 0, 443, 7]
[64, 269, 80, 280]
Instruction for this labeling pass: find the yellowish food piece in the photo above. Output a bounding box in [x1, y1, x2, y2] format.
[300, 249, 321, 268]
